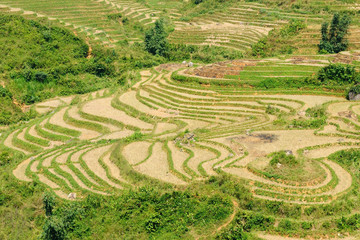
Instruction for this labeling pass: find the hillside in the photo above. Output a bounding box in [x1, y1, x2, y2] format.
[1, 0, 360, 240]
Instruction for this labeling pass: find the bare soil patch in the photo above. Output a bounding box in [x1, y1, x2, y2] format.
[134, 142, 185, 184]
[168, 141, 191, 178]
[82, 145, 123, 189]
[38, 174, 60, 189]
[154, 122, 177, 135]
[49, 108, 100, 140]
[82, 97, 153, 129]
[221, 130, 350, 167]
[122, 141, 152, 165]
[187, 146, 216, 176]
[13, 157, 33, 182]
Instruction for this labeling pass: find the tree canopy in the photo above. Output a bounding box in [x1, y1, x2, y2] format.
[318, 13, 351, 53]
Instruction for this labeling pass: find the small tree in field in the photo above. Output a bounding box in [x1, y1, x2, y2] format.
[43, 191, 55, 217]
[144, 18, 169, 57]
[41, 216, 67, 240]
[318, 13, 351, 54]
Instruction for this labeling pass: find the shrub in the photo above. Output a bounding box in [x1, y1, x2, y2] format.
[318, 13, 352, 53]
[278, 219, 298, 233]
[0, 151, 11, 166]
[43, 191, 55, 217]
[279, 19, 306, 37]
[144, 18, 169, 57]
[251, 38, 268, 58]
[0, 86, 12, 98]
[305, 105, 326, 118]
[317, 63, 359, 84]
[269, 151, 298, 167]
[40, 216, 67, 240]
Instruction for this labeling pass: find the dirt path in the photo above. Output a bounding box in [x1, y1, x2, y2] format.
[68, 106, 119, 132]
[257, 233, 356, 240]
[38, 174, 60, 189]
[323, 159, 352, 196]
[196, 200, 238, 240]
[72, 162, 100, 186]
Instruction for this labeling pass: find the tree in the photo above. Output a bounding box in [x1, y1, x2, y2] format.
[318, 13, 351, 53]
[41, 216, 67, 240]
[144, 18, 169, 57]
[43, 191, 55, 217]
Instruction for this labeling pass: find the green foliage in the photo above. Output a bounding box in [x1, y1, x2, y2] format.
[336, 214, 360, 231]
[305, 105, 327, 118]
[265, 105, 280, 115]
[329, 149, 360, 167]
[144, 18, 169, 57]
[318, 13, 352, 53]
[269, 151, 298, 167]
[40, 216, 67, 240]
[279, 19, 307, 37]
[317, 64, 359, 85]
[291, 117, 326, 129]
[192, 0, 204, 4]
[251, 38, 268, 58]
[125, 131, 143, 142]
[0, 86, 12, 98]
[168, 44, 243, 62]
[37, 189, 232, 239]
[251, 20, 306, 57]
[216, 224, 248, 240]
[216, 211, 273, 239]
[278, 219, 299, 233]
[0, 151, 11, 166]
[43, 191, 55, 217]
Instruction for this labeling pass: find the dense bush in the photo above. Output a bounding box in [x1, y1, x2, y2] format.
[269, 151, 299, 167]
[0, 14, 125, 124]
[328, 149, 360, 167]
[305, 105, 327, 118]
[317, 64, 359, 84]
[0, 86, 12, 98]
[318, 13, 352, 53]
[38, 189, 232, 239]
[216, 211, 273, 239]
[144, 18, 169, 57]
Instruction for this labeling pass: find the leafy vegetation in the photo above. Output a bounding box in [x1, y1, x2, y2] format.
[318, 64, 359, 85]
[145, 18, 169, 57]
[319, 13, 352, 54]
[252, 20, 306, 57]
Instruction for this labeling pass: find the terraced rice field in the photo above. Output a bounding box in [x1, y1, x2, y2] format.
[0, 0, 160, 46]
[1, 0, 359, 53]
[2, 59, 359, 207]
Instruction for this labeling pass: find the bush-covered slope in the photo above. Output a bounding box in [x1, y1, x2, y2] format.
[0, 14, 121, 124]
